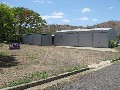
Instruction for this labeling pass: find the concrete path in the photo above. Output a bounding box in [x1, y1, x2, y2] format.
[56, 46, 118, 52]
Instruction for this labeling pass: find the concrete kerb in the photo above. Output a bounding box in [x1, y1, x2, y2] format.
[110, 57, 120, 62]
[1, 68, 90, 90]
[88, 60, 111, 69]
[1, 58, 120, 90]
[88, 58, 120, 69]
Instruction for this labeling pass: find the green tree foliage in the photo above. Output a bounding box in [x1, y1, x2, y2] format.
[109, 40, 118, 48]
[0, 3, 16, 42]
[13, 7, 46, 34]
[118, 34, 120, 40]
[0, 4, 47, 42]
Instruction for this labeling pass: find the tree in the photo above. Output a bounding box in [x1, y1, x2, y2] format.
[0, 3, 16, 42]
[13, 7, 46, 34]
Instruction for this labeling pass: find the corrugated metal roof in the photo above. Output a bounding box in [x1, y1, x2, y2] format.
[57, 28, 112, 32]
[93, 28, 112, 30]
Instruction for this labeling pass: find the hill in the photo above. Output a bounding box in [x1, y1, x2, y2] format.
[41, 21, 120, 34]
[41, 24, 82, 34]
[87, 20, 120, 34]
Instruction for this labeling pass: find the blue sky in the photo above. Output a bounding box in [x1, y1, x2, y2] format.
[0, 0, 120, 26]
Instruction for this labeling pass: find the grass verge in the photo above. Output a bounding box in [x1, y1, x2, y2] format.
[0, 66, 86, 89]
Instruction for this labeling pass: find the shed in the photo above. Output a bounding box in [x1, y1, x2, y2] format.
[22, 34, 52, 46]
[54, 28, 118, 48]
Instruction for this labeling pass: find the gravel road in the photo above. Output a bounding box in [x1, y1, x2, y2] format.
[46, 62, 120, 90]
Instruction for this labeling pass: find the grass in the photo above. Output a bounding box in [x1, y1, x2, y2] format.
[0, 51, 8, 56]
[0, 43, 3, 47]
[0, 66, 86, 89]
[101, 56, 120, 61]
[113, 60, 120, 64]
[115, 46, 120, 52]
[65, 66, 86, 73]
[27, 54, 37, 60]
[0, 71, 49, 89]
[0, 44, 120, 89]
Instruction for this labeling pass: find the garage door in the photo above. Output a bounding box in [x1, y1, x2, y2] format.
[66, 32, 78, 46]
[93, 32, 108, 48]
[54, 33, 66, 46]
[78, 32, 92, 47]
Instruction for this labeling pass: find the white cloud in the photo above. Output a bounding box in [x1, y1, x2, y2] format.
[32, 0, 45, 3]
[32, 0, 53, 4]
[51, 12, 64, 16]
[82, 8, 92, 13]
[62, 19, 70, 22]
[76, 17, 89, 21]
[108, 6, 114, 9]
[42, 12, 64, 19]
[92, 18, 98, 21]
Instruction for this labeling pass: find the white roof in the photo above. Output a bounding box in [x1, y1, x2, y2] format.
[57, 28, 112, 32]
[93, 28, 112, 30]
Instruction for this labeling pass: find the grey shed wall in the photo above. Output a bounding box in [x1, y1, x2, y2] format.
[30, 34, 42, 45]
[41, 34, 52, 46]
[107, 29, 118, 41]
[54, 28, 118, 48]
[22, 34, 52, 46]
[54, 32, 78, 46]
[92, 28, 117, 48]
[22, 34, 31, 44]
[54, 32, 66, 46]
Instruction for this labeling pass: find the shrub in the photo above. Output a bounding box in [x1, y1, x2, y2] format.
[109, 40, 118, 48]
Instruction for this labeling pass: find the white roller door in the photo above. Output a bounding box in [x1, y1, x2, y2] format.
[78, 32, 92, 47]
[93, 32, 108, 47]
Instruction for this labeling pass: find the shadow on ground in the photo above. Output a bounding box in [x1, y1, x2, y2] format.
[0, 55, 19, 68]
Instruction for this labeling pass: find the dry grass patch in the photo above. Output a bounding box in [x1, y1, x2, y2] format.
[0, 44, 120, 88]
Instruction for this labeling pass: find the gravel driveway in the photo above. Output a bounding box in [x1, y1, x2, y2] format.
[46, 61, 120, 90]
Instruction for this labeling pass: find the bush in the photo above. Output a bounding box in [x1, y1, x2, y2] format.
[118, 35, 120, 40]
[109, 40, 118, 48]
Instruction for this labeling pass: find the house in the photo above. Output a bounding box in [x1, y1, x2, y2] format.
[54, 28, 118, 48]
